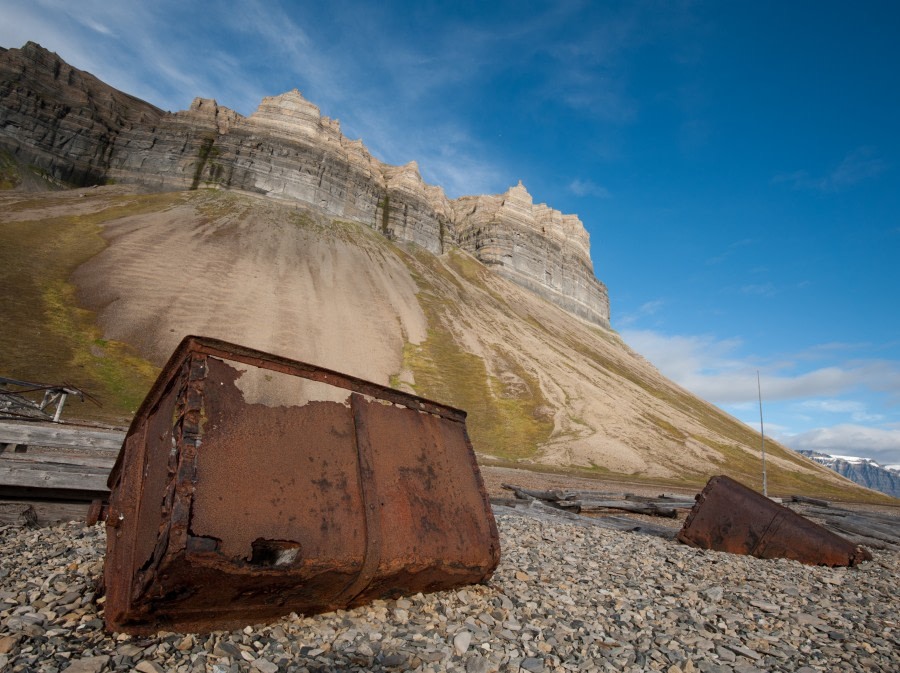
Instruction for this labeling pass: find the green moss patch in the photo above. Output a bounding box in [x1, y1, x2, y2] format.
[0, 150, 21, 190]
[393, 249, 552, 460]
[0, 193, 185, 423]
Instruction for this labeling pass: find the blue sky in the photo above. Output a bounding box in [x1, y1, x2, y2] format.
[3, 1, 899, 465]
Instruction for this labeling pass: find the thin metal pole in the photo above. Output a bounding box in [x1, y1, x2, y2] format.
[53, 392, 67, 423]
[757, 370, 767, 497]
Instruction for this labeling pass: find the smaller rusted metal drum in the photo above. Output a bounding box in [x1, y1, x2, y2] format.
[103, 336, 500, 634]
[677, 475, 871, 567]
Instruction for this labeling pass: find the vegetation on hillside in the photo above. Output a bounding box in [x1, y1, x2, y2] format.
[392, 248, 553, 460]
[0, 192, 175, 424]
[0, 150, 20, 189]
[1, 188, 891, 502]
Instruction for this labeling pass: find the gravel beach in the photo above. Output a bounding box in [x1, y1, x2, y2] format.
[0, 512, 897, 673]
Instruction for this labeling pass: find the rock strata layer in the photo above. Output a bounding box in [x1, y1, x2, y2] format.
[0, 42, 609, 325]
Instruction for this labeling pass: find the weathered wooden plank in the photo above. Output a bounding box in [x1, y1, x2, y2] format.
[0, 452, 116, 470]
[491, 503, 596, 530]
[501, 484, 570, 501]
[801, 505, 900, 526]
[819, 516, 899, 543]
[490, 497, 524, 508]
[649, 500, 694, 509]
[821, 519, 899, 548]
[817, 526, 897, 552]
[0, 499, 92, 526]
[567, 500, 678, 518]
[657, 493, 697, 502]
[0, 464, 110, 497]
[0, 420, 125, 452]
[0, 502, 37, 527]
[562, 489, 627, 500]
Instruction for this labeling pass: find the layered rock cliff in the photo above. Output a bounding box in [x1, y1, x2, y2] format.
[454, 182, 608, 325]
[0, 42, 163, 185]
[0, 42, 609, 326]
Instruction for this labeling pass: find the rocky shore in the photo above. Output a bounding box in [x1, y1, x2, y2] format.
[1, 511, 897, 673]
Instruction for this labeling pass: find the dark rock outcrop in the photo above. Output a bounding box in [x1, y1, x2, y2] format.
[0, 42, 609, 325]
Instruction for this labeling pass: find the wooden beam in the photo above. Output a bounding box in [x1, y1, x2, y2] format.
[0, 499, 93, 526]
[0, 420, 124, 452]
[1, 452, 116, 470]
[0, 463, 110, 499]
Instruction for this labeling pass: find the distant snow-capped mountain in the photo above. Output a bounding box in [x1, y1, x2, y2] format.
[797, 450, 900, 498]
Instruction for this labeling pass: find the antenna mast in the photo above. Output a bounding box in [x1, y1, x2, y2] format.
[757, 370, 768, 497]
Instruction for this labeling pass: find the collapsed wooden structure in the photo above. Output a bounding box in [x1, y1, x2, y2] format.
[493, 480, 900, 554]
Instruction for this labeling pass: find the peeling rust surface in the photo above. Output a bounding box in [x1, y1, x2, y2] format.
[676, 475, 872, 567]
[104, 336, 500, 634]
[192, 356, 365, 563]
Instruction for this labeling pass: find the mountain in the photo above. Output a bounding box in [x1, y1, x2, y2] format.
[0, 41, 892, 502]
[0, 42, 607, 327]
[796, 451, 900, 498]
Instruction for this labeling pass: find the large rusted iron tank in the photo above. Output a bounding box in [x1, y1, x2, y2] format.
[677, 475, 871, 567]
[103, 336, 500, 634]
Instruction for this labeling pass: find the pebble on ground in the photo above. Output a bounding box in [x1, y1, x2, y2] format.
[0, 512, 897, 673]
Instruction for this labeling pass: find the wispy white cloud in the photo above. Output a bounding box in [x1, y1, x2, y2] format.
[719, 279, 809, 298]
[786, 425, 900, 465]
[622, 329, 900, 406]
[705, 238, 754, 265]
[78, 17, 112, 36]
[620, 330, 749, 400]
[568, 178, 611, 198]
[624, 329, 900, 464]
[773, 147, 889, 192]
[796, 399, 884, 423]
[617, 299, 664, 327]
[740, 282, 777, 297]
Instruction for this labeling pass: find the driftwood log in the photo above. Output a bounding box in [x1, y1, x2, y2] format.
[501, 483, 684, 518]
[791, 495, 832, 508]
[797, 505, 900, 549]
[501, 484, 569, 502]
[492, 499, 677, 539]
[555, 499, 678, 518]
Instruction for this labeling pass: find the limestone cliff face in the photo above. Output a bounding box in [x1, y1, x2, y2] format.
[453, 182, 608, 326]
[0, 42, 162, 185]
[109, 91, 452, 254]
[0, 42, 609, 325]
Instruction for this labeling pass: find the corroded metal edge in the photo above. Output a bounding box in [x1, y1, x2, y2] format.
[109, 335, 470, 488]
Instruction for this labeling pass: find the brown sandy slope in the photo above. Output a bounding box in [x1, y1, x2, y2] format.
[0, 186, 890, 501]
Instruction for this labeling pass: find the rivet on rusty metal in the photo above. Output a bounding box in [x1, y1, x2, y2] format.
[676, 475, 872, 567]
[104, 336, 500, 634]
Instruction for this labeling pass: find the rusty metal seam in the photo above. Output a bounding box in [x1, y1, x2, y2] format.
[168, 353, 207, 560]
[751, 510, 786, 558]
[133, 358, 192, 599]
[332, 393, 383, 605]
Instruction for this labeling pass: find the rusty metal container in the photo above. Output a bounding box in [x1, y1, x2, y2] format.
[103, 336, 500, 634]
[677, 475, 871, 567]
